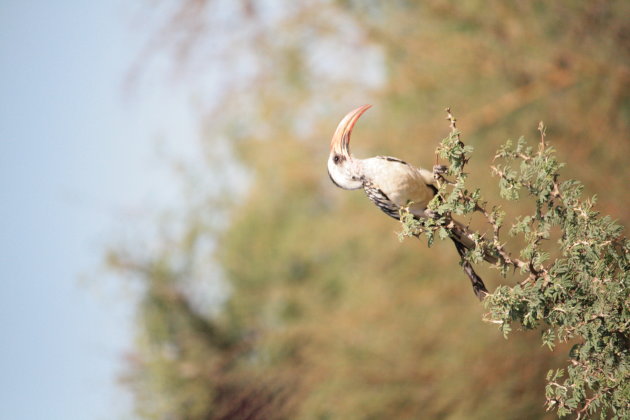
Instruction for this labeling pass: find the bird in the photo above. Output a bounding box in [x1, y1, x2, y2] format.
[327, 104, 491, 299]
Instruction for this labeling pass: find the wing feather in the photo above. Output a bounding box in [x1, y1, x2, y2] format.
[362, 157, 436, 218]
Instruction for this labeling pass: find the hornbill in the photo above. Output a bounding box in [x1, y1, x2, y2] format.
[327, 104, 492, 300]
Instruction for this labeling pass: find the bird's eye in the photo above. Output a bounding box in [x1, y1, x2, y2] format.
[333, 154, 341, 164]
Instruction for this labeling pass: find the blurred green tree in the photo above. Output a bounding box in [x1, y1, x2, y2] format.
[111, 1, 629, 419]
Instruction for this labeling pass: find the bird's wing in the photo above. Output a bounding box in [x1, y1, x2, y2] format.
[366, 157, 436, 216]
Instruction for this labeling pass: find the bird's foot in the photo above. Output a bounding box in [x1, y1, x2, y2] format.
[433, 164, 456, 185]
[424, 209, 437, 218]
[433, 164, 448, 175]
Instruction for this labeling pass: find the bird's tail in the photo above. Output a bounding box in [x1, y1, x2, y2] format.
[413, 215, 495, 300]
[449, 219, 498, 264]
[451, 238, 489, 301]
[448, 219, 495, 300]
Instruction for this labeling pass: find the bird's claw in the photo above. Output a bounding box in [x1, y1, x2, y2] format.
[424, 209, 437, 218]
[433, 165, 448, 175]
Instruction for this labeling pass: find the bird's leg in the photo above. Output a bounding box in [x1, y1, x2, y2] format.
[423, 208, 437, 218]
[433, 164, 448, 175]
[433, 164, 455, 185]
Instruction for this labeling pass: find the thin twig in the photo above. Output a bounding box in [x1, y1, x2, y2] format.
[445, 107, 460, 142]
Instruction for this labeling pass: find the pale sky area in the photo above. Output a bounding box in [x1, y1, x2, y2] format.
[0, 1, 200, 419]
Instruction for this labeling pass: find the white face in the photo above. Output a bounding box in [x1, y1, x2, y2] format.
[328, 105, 372, 191]
[327, 152, 362, 190]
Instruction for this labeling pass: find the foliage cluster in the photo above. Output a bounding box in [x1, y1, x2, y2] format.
[400, 113, 629, 418]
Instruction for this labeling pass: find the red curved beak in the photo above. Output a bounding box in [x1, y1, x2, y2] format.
[330, 104, 372, 156]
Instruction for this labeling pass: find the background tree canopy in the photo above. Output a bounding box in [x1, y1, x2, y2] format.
[109, 1, 629, 418]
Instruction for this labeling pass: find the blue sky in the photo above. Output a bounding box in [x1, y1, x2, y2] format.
[0, 1, 198, 419]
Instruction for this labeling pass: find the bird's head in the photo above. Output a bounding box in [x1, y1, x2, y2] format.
[327, 104, 371, 190]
